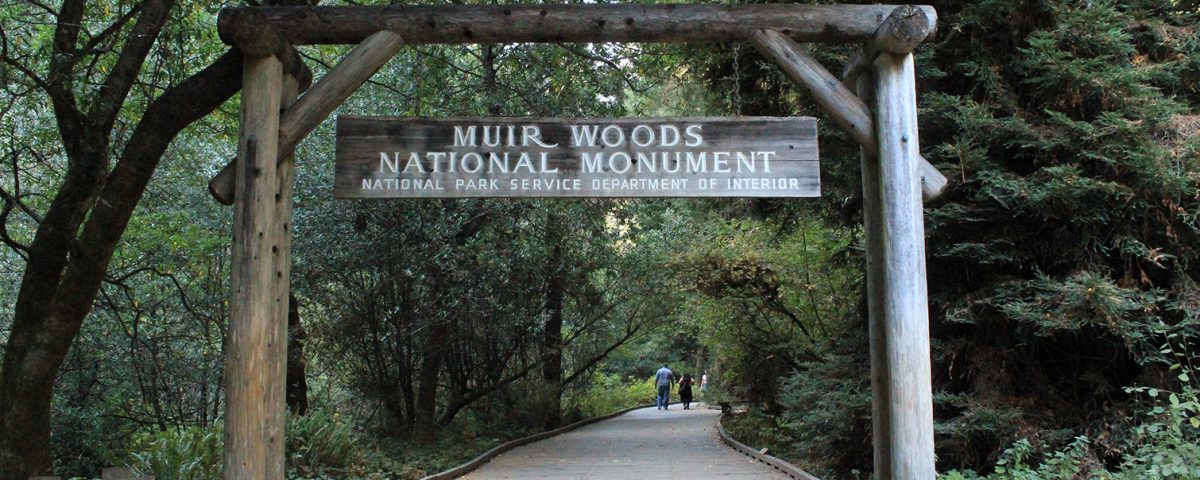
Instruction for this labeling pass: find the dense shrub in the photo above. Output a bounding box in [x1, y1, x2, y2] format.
[127, 426, 222, 480]
[919, 0, 1200, 470]
[940, 352, 1200, 479]
[122, 410, 365, 480]
[565, 373, 657, 419]
[287, 409, 363, 476]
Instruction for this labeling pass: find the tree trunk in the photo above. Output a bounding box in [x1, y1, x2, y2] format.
[0, 5, 247, 475]
[413, 324, 445, 443]
[541, 218, 565, 429]
[286, 294, 309, 415]
[411, 208, 489, 442]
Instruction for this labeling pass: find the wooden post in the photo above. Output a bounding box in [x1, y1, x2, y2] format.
[872, 49, 936, 479]
[225, 53, 284, 479]
[210, 31, 406, 205]
[857, 66, 893, 480]
[265, 73, 301, 480]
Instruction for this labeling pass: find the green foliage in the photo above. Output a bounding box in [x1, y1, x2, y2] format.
[49, 403, 129, 478]
[127, 426, 222, 480]
[671, 214, 858, 409]
[939, 437, 1092, 480]
[940, 345, 1200, 479]
[919, 0, 1200, 469]
[287, 409, 363, 477]
[117, 413, 532, 480]
[564, 373, 656, 419]
[1114, 346, 1200, 479]
[688, 0, 1199, 475]
[774, 331, 874, 477]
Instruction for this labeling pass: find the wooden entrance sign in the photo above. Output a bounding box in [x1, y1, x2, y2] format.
[217, 4, 944, 480]
[335, 117, 819, 198]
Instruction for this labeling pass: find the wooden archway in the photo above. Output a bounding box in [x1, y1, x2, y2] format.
[210, 4, 947, 479]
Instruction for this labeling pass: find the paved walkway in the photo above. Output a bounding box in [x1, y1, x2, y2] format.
[460, 405, 791, 479]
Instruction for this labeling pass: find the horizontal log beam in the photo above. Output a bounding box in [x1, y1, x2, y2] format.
[217, 4, 936, 46]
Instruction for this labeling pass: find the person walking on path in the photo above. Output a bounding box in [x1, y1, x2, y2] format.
[655, 363, 674, 410]
[679, 373, 694, 410]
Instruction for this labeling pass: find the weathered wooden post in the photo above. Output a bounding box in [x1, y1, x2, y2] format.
[857, 67, 894, 480]
[752, 7, 939, 475]
[868, 6, 937, 479]
[263, 72, 302, 480]
[225, 50, 285, 480]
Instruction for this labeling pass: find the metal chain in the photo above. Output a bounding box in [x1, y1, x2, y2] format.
[731, 44, 742, 116]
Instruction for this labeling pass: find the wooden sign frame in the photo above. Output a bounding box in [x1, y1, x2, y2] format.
[211, 4, 946, 480]
[333, 116, 820, 199]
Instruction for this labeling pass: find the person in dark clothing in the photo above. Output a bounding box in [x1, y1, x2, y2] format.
[679, 373, 694, 410]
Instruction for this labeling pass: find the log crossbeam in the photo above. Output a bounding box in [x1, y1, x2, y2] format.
[209, 3, 947, 204]
[217, 4, 937, 46]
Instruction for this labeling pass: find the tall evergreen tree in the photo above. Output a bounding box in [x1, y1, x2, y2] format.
[920, 0, 1200, 469]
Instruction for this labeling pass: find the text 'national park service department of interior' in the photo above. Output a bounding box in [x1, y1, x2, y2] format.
[334, 116, 819, 198]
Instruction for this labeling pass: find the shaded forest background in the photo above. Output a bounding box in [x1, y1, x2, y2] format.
[0, 0, 1197, 479]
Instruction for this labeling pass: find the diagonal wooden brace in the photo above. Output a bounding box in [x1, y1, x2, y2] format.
[750, 27, 948, 201]
[209, 30, 407, 205]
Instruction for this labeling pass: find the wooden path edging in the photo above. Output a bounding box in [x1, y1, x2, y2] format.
[419, 403, 657, 480]
[717, 414, 822, 480]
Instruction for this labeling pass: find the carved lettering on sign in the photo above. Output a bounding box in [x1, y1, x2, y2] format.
[334, 116, 819, 198]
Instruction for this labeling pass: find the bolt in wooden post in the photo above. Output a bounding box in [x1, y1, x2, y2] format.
[225, 53, 285, 479]
[873, 50, 936, 479]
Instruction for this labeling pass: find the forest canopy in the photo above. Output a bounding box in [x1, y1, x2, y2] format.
[0, 0, 1198, 479]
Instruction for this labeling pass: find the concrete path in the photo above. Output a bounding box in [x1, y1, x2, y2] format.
[460, 405, 791, 479]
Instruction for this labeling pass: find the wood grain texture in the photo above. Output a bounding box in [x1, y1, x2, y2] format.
[224, 54, 285, 480]
[334, 116, 819, 199]
[751, 29, 947, 201]
[264, 74, 300, 480]
[857, 68, 893, 480]
[218, 4, 936, 46]
[843, 5, 937, 86]
[210, 31, 406, 205]
[873, 5, 933, 55]
[217, 6, 311, 86]
[873, 51, 935, 480]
